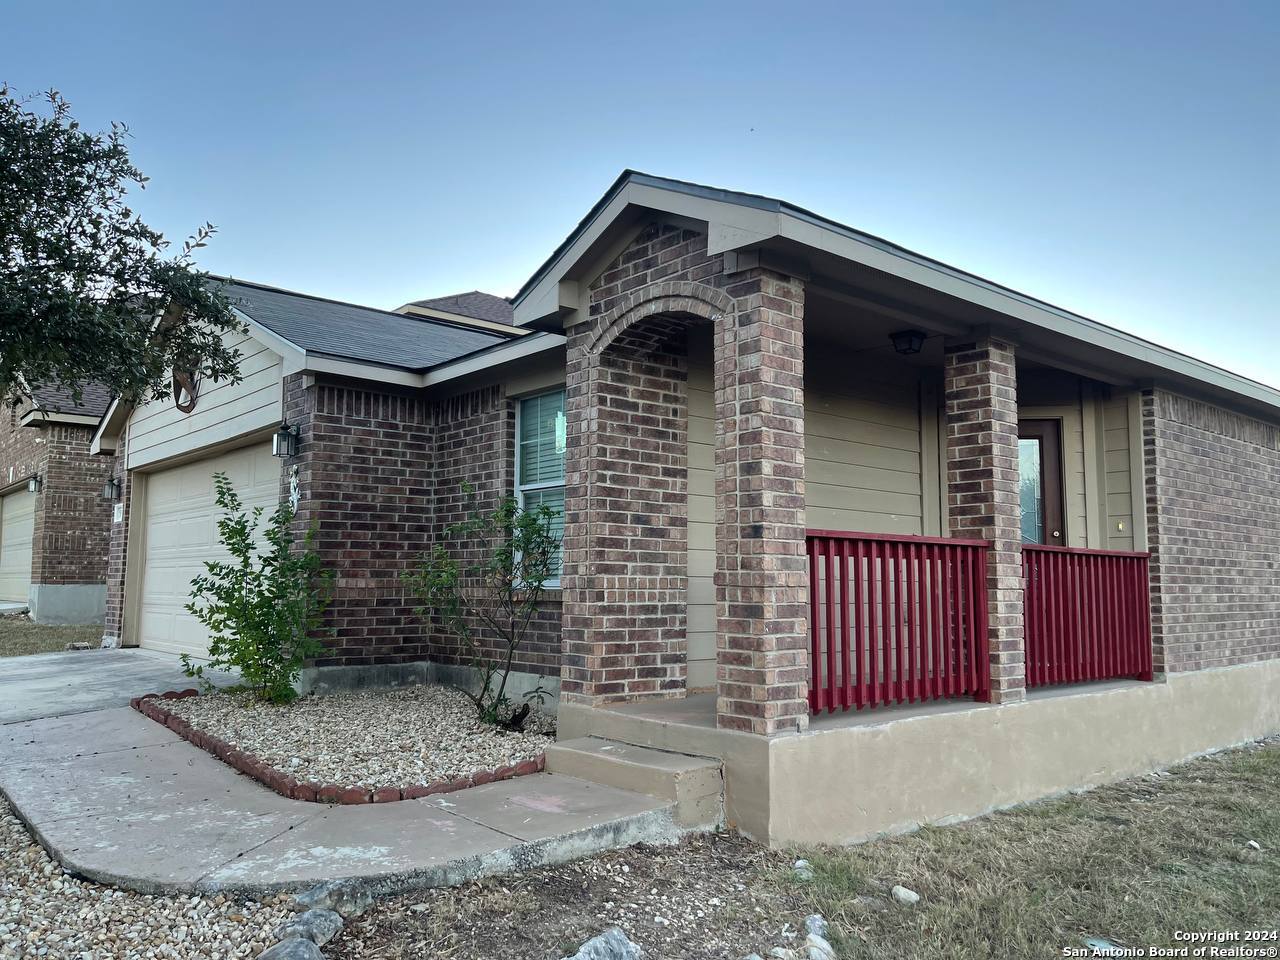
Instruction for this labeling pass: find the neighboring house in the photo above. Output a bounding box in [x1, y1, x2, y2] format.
[396, 290, 521, 335]
[0, 382, 114, 623]
[96, 173, 1280, 847]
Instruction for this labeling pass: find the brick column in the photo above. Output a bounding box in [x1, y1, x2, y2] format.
[944, 335, 1024, 703]
[1139, 388, 1166, 675]
[714, 269, 809, 735]
[101, 436, 131, 647]
[560, 320, 690, 705]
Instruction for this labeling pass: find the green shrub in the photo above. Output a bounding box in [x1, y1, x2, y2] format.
[182, 472, 332, 703]
[403, 483, 560, 730]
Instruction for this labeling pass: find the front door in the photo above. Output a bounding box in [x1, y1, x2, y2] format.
[1018, 420, 1064, 545]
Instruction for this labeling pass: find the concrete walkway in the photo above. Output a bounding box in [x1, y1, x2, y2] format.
[0, 648, 237, 723]
[0, 706, 678, 896]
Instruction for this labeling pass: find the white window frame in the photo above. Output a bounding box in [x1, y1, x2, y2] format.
[515, 387, 566, 588]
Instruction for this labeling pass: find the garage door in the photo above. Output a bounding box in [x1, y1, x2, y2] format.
[0, 489, 35, 603]
[138, 443, 279, 659]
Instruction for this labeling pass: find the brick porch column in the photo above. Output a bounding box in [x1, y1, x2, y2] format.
[944, 335, 1025, 703]
[1138, 388, 1167, 676]
[714, 269, 809, 735]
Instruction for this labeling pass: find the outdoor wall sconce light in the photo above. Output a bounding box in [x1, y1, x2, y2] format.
[890, 329, 927, 355]
[102, 476, 122, 501]
[27, 475, 42, 494]
[272, 422, 301, 459]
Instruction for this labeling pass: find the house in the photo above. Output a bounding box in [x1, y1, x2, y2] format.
[96, 173, 1280, 845]
[0, 382, 115, 623]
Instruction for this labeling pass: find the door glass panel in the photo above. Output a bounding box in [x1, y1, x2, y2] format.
[1018, 438, 1045, 544]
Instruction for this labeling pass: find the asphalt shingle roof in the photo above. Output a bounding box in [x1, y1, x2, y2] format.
[29, 381, 113, 418]
[217, 279, 512, 371]
[408, 291, 514, 325]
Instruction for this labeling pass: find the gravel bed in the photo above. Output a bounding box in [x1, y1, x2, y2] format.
[0, 797, 292, 959]
[165, 684, 555, 789]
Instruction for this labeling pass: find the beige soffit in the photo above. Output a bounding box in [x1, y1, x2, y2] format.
[513, 171, 1280, 420]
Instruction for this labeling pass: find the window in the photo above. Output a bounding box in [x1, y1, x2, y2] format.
[1018, 419, 1064, 545]
[516, 389, 567, 583]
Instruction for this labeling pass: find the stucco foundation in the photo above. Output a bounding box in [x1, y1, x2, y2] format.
[561, 658, 1280, 846]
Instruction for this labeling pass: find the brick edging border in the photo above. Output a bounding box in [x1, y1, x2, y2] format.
[130, 690, 546, 804]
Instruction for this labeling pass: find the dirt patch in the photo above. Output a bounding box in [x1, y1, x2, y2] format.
[328, 833, 813, 960]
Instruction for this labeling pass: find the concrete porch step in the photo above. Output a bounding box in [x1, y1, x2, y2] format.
[546, 736, 723, 828]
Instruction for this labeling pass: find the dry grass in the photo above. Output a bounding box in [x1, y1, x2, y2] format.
[0, 614, 100, 657]
[331, 739, 1280, 960]
[798, 740, 1280, 958]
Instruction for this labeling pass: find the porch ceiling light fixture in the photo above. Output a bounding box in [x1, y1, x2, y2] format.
[272, 422, 301, 459]
[27, 475, 42, 494]
[102, 476, 122, 501]
[890, 329, 927, 355]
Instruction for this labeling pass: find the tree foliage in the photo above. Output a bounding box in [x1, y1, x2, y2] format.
[403, 485, 561, 730]
[0, 85, 243, 408]
[183, 473, 332, 704]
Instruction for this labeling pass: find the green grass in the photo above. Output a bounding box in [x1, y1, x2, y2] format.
[785, 744, 1280, 958]
[0, 616, 101, 657]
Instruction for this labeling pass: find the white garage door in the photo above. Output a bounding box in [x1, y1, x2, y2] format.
[0, 489, 35, 604]
[138, 443, 279, 659]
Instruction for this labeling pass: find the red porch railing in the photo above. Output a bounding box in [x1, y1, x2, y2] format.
[1023, 545, 1154, 688]
[806, 530, 991, 714]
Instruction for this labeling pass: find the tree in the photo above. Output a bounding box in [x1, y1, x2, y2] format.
[403, 485, 561, 730]
[0, 85, 243, 409]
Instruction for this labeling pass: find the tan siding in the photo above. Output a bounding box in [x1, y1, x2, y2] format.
[1103, 394, 1136, 550]
[805, 352, 924, 536]
[127, 330, 283, 470]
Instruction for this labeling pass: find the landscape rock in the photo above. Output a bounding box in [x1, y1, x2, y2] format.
[293, 880, 374, 919]
[273, 908, 343, 945]
[792, 859, 815, 881]
[891, 884, 920, 906]
[805, 932, 837, 960]
[560, 926, 644, 959]
[258, 939, 324, 959]
[804, 915, 829, 939]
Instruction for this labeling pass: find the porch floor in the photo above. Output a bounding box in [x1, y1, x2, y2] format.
[597, 677, 1155, 737]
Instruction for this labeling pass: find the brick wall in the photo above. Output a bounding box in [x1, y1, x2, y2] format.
[0, 407, 113, 594]
[429, 385, 561, 678]
[1144, 389, 1280, 672]
[33, 424, 114, 586]
[286, 374, 561, 677]
[102, 434, 130, 645]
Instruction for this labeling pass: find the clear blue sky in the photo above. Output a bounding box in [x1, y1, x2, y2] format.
[7, 1, 1278, 384]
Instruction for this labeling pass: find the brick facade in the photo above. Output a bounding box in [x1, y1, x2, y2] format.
[562, 222, 809, 734]
[1143, 389, 1280, 673]
[0, 405, 113, 615]
[284, 374, 561, 675]
[944, 336, 1024, 703]
[102, 435, 130, 645]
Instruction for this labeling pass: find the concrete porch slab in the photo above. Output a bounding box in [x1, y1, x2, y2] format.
[0, 706, 684, 898]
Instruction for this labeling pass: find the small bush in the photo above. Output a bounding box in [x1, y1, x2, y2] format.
[403, 483, 560, 730]
[183, 472, 332, 703]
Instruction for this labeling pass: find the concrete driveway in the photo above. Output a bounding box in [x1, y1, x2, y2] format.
[0, 648, 236, 724]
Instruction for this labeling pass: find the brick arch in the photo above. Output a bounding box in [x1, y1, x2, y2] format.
[587, 281, 735, 358]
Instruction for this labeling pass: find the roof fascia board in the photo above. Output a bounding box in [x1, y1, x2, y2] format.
[422, 332, 566, 387]
[20, 410, 102, 428]
[233, 308, 308, 376]
[90, 397, 130, 455]
[396, 305, 524, 336]
[303, 355, 426, 388]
